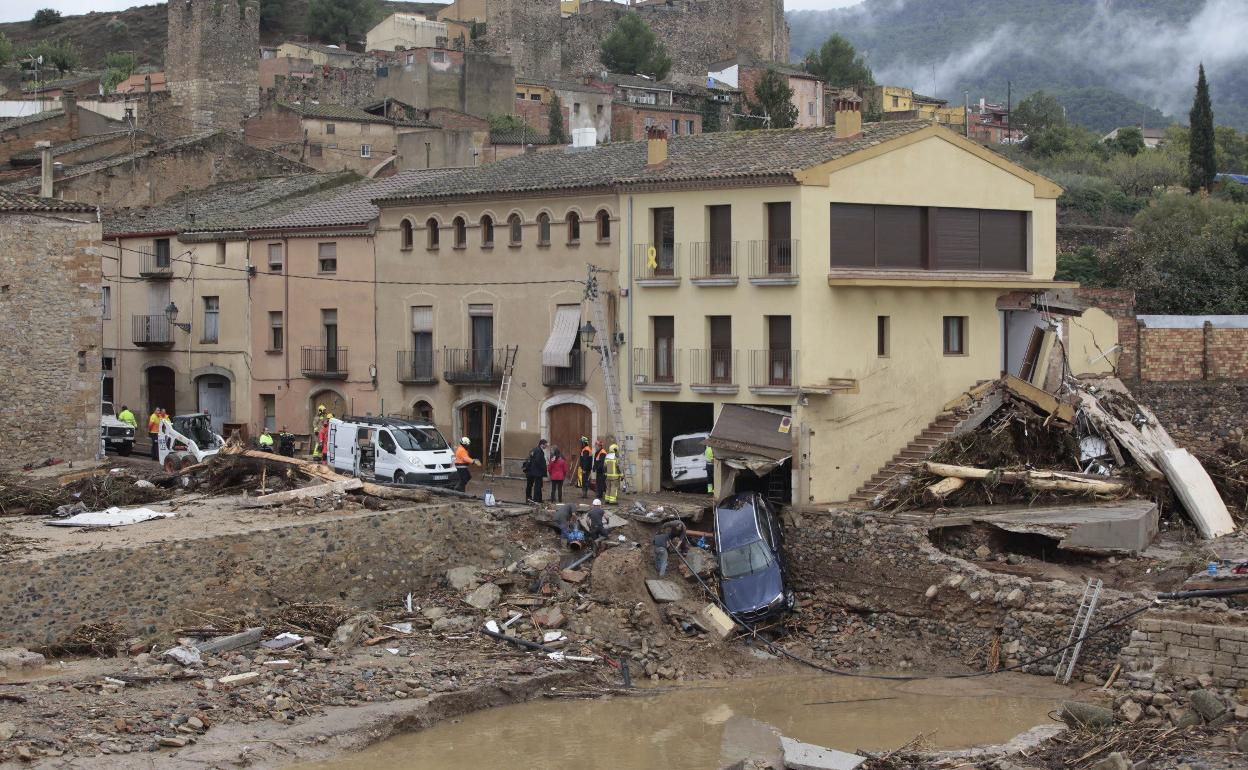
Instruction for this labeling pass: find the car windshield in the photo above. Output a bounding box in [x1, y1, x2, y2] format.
[175, 416, 216, 448]
[719, 540, 773, 579]
[395, 427, 448, 451]
[673, 437, 705, 457]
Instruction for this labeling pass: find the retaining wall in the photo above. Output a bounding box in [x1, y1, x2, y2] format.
[1119, 614, 1248, 691]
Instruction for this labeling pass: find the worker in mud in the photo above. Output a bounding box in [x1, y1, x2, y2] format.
[704, 443, 715, 496]
[652, 527, 673, 577]
[453, 437, 478, 491]
[594, 439, 608, 499]
[604, 443, 622, 504]
[586, 499, 608, 553]
[553, 501, 577, 547]
[578, 437, 594, 498]
[117, 405, 137, 430]
[147, 408, 162, 460]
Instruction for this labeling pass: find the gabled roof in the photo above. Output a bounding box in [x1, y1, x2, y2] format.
[10, 130, 140, 163]
[0, 190, 96, 213]
[0, 109, 64, 132]
[280, 102, 436, 127]
[23, 72, 104, 93]
[255, 168, 463, 231]
[613, 100, 701, 115]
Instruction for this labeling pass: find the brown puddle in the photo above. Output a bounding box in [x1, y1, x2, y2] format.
[294, 672, 1070, 770]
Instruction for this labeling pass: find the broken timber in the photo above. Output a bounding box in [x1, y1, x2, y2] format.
[923, 461, 1127, 496]
[1002, 374, 1076, 424]
[242, 479, 364, 507]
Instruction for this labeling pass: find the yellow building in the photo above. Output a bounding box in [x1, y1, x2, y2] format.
[868, 85, 914, 115]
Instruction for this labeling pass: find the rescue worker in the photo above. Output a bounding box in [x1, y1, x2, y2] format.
[586, 499, 608, 553]
[653, 528, 672, 577]
[594, 440, 608, 499]
[316, 411, 331, 464]
[524, 439, 548, 504]
[604, 443, 622, 504]
[704, 443, 715, 495]
[117, 405, 137, 429]
[147, 408, 162, 460]
[453, 437, 477, 491]
[311, 405, 327, 460]
[578, 437, 594, 499]
[258, 429, 275, 451]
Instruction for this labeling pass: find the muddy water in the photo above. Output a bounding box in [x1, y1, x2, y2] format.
[298, 672, 1069, 770]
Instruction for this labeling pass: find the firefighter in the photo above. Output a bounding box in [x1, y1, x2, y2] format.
[704, 443, 715, 495]
[604, 443, 622, 504]
[311, 405, 329, 460]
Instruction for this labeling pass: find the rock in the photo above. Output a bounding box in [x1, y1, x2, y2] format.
[1235, 703, 1248, 721]
[421, 606, 446, 621]
[464, 583, 502, 610]
[1090, 753, 1130, 770]
[446, 566, 481, 591]
[1061, 702, 1113, 730]
[0, 648, 45, 670]
[924, 585, 938, 599]
[159, 736, 189, 748]
[186, 717, 204, 731]
[1190, 689, 1225, 722]
[974, 545, 992, 560]
[1152, 693, 1173, 707]
[217, 672, 260, 687]
[163, 645, 202, 667]
[779, 735, 866, 770]
[1119, 700, 1143, 723]
[521, 549, 559, 571]
[1196, 673, 1215, 688]
[331, 613, 380, 648]
[0, 722, 15, 741]
[1175, 710, 1203, 729]
[1004, 589, 1025, 607]
[1238, 731, 1248, 753]
[532, 606, 565, 629]
[431, 615, 474, 633]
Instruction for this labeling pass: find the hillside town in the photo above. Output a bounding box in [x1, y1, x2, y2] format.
[1, 1, 1248, 769]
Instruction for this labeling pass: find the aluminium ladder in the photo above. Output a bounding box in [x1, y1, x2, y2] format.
[1055, 577, 1104, 684]
[486, 346, 518, 473]
[586, 267, 634, 492]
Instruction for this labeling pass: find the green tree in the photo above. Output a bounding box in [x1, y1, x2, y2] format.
[1111, 126, 1144, 156]
[1055, 247, 1103, 285]
[1106, 151, 1184, 197]
[1214, 126, 1248, 173]
[700, 99, 721, 133]
[25, 39, 80, 76]
[1189, 64, 1217, 193]
[31, 8, 62, 27]
[802, 33, 873, 87]
[599, 13, 671, 81]
[0, 32, 12, 68]
[260, 0, 288, 33]
[736, 69, 797, 130]
[487, 114, 526, 133]
[548, 94, 567, 145]
[306, 0, 380, 44]
[102, 51, 137, 93]
[1014, 90, 1066, 135]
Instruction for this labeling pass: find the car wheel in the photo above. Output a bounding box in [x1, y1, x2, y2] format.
[118, 441, 133, 457]
[394, 471, 407, 485]
[784, 590, 796, 610]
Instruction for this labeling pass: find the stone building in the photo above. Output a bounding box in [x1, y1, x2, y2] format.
[0, 192, 103, 469]
[0, 93, 126, 166]
[166, 0, 261, 133]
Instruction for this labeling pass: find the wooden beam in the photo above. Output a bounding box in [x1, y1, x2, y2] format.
[1002, 374, 1076, 423]
[241, 478, 363, 508]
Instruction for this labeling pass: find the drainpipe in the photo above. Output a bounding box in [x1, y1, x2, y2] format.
[37, 141, 53, 198]
[626, 194, 634, 405]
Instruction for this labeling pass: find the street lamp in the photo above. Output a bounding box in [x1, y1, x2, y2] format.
[165, 301, 191, 333]
[579, 320, 598, 351]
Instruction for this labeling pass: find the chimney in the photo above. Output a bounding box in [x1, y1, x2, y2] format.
[833, 96, 862, 141]
[36, 140, 54, 198]
[645, 125, 668, 168]
[61, 89, 79, 138]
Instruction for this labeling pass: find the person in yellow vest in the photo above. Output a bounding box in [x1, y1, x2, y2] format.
[147, 408, 162, 460]
[258, 429, 274, 451]
[117, 405, 137, 429]
[604, 443, 622, 504]
[704, 444, 714, 495]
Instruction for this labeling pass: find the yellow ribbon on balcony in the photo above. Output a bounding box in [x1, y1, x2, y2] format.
[646, 246, 657, 269]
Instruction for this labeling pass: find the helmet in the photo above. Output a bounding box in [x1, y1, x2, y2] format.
[460, 437, 471, 446]
[317, 405, 326, 413]
[580, 436, 589, 444]
[609, 443, 619, 452]
[592, 499, 602, 506]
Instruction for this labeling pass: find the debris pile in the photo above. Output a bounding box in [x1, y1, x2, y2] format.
[0, 467, 171, 517]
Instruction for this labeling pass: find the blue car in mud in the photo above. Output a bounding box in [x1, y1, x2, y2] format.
[713, 492, 795, 624]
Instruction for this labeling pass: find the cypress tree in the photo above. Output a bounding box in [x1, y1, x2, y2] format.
[1188, 64, 1217, 193]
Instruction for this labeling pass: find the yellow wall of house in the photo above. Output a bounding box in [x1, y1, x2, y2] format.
[1067, 307, 1120, 376]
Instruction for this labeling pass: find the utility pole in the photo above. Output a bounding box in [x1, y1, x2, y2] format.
[964, 90, 970, 138]
[1006, 80, 1011, 143]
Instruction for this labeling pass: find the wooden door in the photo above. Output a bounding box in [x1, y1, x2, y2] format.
[767, 315, 792, 386]
[461, 401, 499, 462]
[549, 403, 591, 458]
[146, 366, 175, 415]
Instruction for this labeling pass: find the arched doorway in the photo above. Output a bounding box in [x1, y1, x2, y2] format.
[309, 390, 347, 433]
[146, 366, 175, 415]
[548, 402, 591, 458]
[458, 401, 499, 463]
[196, 375, 231, 435]
[412, 400, 434, 423]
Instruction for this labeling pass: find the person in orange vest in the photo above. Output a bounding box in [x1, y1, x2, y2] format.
[578, 437, 594, 499]
[147, 408, 162, 460]
[594, 440, 608, 500]
[453, 436, 478, 491]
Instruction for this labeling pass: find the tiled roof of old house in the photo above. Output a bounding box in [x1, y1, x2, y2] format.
[0, 109, 65, 132]
[281, 102, 437, 127]
[0, 190, 96, 212]
[488, 129, 557, 145]
[257, 168, 463, 230]
[10, 130, 141, 163]
[381, 120, 933, 202]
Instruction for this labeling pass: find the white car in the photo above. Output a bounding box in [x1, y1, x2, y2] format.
[670, 431, 710, 489]
[327, 416, 457, 486]
[100, 402, 135, 456]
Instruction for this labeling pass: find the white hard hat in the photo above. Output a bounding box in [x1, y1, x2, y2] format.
[592, 499, 602, 506]
[460, 436, 471, 445]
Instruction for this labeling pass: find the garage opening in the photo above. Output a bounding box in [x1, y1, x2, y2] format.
[706, 404, 794, 507]
[658, 401, 713, 489]
[459, 401, 501, 464]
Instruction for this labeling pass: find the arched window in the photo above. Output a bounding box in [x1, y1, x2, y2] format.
[453, 216, 467, 248]
[413, 400, 434, 423]
[426, 218, 440, 249]
[567, 211, 581, 244]
[508, 213, 522, 245]
[400, 219, 413, 250]
[537, 212, 551, 245]
[596, 209, 611, 242]
[480, 214, 494, 247]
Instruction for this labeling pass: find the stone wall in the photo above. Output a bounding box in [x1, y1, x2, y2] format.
[1119, 613, 1248, 691]
[0, 212, 102, 469]
[1130, 382, 1248, 453]
[165, 0, 261, 133]
[0, 503, 489, 646]
[270, 67, 378, 108]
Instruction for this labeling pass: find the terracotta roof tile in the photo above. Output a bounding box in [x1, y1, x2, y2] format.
[0, 190, 96, 213]
[257, 168, 464, 230]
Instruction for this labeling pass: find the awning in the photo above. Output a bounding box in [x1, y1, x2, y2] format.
[706, 403, 793, 476]
[542, 305, 582, 368]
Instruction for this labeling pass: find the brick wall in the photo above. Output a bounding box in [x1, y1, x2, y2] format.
[611, 103, 700, 143]
[1139, 327, 1205, 381]
[1119, 613, 1248, 691]
[0, 212, 102, 469]
[1207, 329, 1248, 379]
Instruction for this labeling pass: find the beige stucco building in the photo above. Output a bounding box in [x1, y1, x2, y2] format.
[367, 13, 450, 52]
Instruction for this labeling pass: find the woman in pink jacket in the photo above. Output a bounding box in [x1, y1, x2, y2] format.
[548, 446, 568, 503]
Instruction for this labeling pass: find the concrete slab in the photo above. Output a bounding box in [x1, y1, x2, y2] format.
[645, 579, 683, 602]
[780, 735, 866, 770]
[966, 500, 1159, 554]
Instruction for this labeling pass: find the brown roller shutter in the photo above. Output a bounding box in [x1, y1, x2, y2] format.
[830, 203, 876, 268]
[980, 210, 1027, 271]
[875, 206, 924, 269]
[934, 208, 981, 270]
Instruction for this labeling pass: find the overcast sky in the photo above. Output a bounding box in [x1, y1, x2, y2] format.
[1, 0, 860, 24]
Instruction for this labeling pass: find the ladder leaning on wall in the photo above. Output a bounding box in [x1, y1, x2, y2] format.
[486, 346, 517, 475]
[585, 265, 633, 493]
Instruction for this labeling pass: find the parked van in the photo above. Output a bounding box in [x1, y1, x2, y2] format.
[669, 431, 710, 489]
[327, 416, 456, 486]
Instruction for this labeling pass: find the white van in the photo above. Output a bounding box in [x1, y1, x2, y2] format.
[670, 431, 710, 489]
[327, 416, 456, 486]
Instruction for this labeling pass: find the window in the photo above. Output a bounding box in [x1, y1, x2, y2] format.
[830, 204, 1027, 272]
[453, 216, 466, 248]
[509, 213, 523, 245]
[310, 143, 323, 158]
[943, 316, 967, 355]
[709, 315, 732, 383]
[877, 315, 890, 357]
[432, 50, 446, 63]
[155, 238, 171, 268]
[573, 102, 581, 114]
[400, 219, 413, 250]
[269, 311, 283, 351]
[379, 430, 397, 454]
[411, 305, 433, 379]
[426, 218, 440, 249]
[202, 296, 219, 343]
[567, 211, 580, 243]
[891, 95, 900, 108]
[766, 315, 792, 386]
[261, 395, 276, 431]
[597, 104, 604, 115]
[326, 123, 336, 134]
[318, 242, 337, 273]
[360, 144, 372, 158]
[215, 242, 226, 265]
[686, 119, 695, 134]
[407, 54, 414, 65]
[652, 207, 674, 275]
[708, 204, 732, 275]
[653, 315, 674, 382]
[480, 214, 494, 247]
[808, 101, 816, 116]
[516, 91, 525, 100]
[322, 309, 339, 369]
[267, 242, 283, 271]
[671, 118, 679, 134]
[596, 209, 612, 242]
[413, 400, 434, 422]
[644, 117, 655, 128]
[101, 286, 111, 320]
[537, 213, 551, 245]
[530, 93, 541, 101]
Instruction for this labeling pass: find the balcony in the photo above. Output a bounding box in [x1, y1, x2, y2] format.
[137, 248, 173, 278]
[633, 242, 681, 287]
[689, 242, 739, 286]
[749, 349, 799, 395]
[443, 347, 508, 384]
[301, 346, 348, 379]
[689, 349, 738, 394]
[632, 347, 681, 393]
[748, 239, 800, 285]
[396, 349, 438, 384]
[543, 349, 587, 388]
[131, 315, 174, 347]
